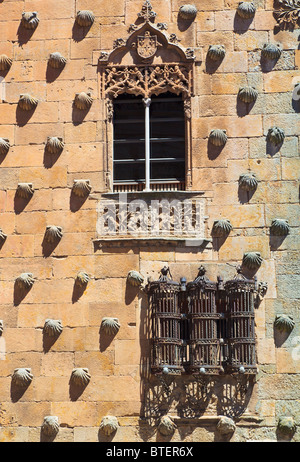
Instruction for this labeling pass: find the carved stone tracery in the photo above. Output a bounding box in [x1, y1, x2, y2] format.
[274, 0, 300, 29]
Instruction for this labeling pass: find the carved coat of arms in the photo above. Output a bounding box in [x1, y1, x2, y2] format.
[134, 31, 161, 60]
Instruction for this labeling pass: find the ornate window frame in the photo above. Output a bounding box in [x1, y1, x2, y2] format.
[98, 1, 199, 193]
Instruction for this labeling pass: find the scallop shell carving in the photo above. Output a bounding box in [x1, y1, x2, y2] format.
[158, 416, 177, 436]
[207, 45, 226, 61]
[75, 10, 95, 27]
[0, 320, 3, 336]
[238, 86, 258, 103]
[76, 271, 90, 287]
[45, 136, 64, 154]
[261, 43, 282, 60]
[74, 92, 93, 110]
[101, 317, 121, 336]
[99, 416, 119, 436]
[0, 229, 7, 244]
[41, 416, 60, 437]
[0, 54, 13, 71]
[48, 52, 67, 69]
[267, 126, 285, 146]
[277, 416, 296, 437]
[270, 218, 290, 236]
[43, 319, 63, 337]
[12, 368, 33, 387]
[18, 93, 38, 111]
[209, 129, 227, 147]
[217, 416, 236, 435]
[178, 4, 198, 20]
[16, 183, 34, 199]
[0, 138, 10, 156]
[242, 251, 263, 270]
[70, 368, 91, 387]
[236, 2, 256, 19]
[21, 12, 39, 30]
[16, 273, 35, 290]
[44, 226, 63, 243]
[72, 179, 92, 197]
[212, 219, 233, 237]
[274, 314, 295, 333]
[238, 172, 258, 191]
[127, 270, 144, 287]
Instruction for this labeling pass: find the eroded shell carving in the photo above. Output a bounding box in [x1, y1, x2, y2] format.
[16, 183, 34, 199]
[270, 218, 290, 236]
[21, 12, 39, 30]
[238, 172, 258, 191]
[41, 416, 60, 437]
[207, 45, 226, 61]
[16, 273, 35, 290]
[70, 368, 91, 387]
[127, 270, 144, 287]
[274, 314, 295, 333]
[45, 136, 64, 155]
[76, 271, 90, 287]
[0, 229, 7, 243]
[48, 52, 67, 69]
[44, 226, 63, 243]
[72, 180, 92, 197]
[74, 92, 93, 110]
[217, 416, 236, 435]
[179, 4, 198, 20]
[0, 138, 10, 156]
[0, 54, 12, 71]
[236, 2, 256, 19]
[101, 317, 121, 336]
[158, 415, 177, 436]
[238, 86, 258, 103]
[0, 321, 3, 336]
[12, 368, 33, 387]
[209, 129, 227, 147]
[99, 416, 119, 436]
[242, 251, 263, 270]
[277, 416, 296, 437]
[212, 219, 233, 237]
[18, 94, 38, 111]
[43, 319, 63, 337]
[267, 127, 285, 146]
[75, 10, 95, 27]
[262, 43, 282, 60]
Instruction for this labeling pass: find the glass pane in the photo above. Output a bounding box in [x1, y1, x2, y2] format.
[151, 161, 185, 181]
[114, 142, 144, 161]
[151, 140, 185, 160]
[114, 162, 145, 182]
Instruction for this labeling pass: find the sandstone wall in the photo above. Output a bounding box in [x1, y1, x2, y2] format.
[0, 0, 299, 442]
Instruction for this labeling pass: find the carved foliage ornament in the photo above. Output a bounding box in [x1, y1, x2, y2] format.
[274, 0, 300, 29]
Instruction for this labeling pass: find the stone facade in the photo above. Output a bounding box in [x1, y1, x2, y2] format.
[0, 0, 299, 443]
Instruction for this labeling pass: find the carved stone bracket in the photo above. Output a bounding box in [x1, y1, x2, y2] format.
[274, 0, 300, 29]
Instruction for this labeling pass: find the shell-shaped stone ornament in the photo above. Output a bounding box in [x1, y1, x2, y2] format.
[238, 86, 258, 103]
[267, 126, 285, 146]
[21, 12, 39, 30]
[44, 226, 63, 243]
[48, 52, 67, 69]
[16, 273, 35, 290]
[41, 416, 60, 437]
[45, 136, 64, 155]
[75, 10, 95, 27]
[101, 317, 121, 336]
[0, 320, 3, 336]
[270, 218, 290, 236]
[0, 229, 7, 244]
[0, 138, 10, 156]
[18, 93, 38, 111]
[70, 368, 91, 387]
[207, 44, 226, 61]
[217, 416, 236, 435]
[74, 92, 93, 110]
[236, 2, 256, 19]
[99, 416, 119, 436]
[238, 172, 258, 191]
[212, 219, 233, 237]
[209, 129, 227, 147]
[242, 251, 263, 270]
[75, 271, 90, 287]
[43, 319, 63, 337]
[16, 183, 34, 199]
[178, 4, 198, 20]
[277, 416, 296, 437]
[12, 368, 33, 388]
[0, 54, 13, 71]
[261, 43, 282, 60]
[127, 270, 144, 287]
[274, 314, 295, 333]
[158, 415, 177, 436]
[72, 180, 92, 197]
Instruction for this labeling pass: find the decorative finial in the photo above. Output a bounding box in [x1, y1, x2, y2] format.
[137, 1, 157, 23]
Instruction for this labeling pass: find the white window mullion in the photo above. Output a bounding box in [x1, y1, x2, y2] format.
[143, 97, 151, 192]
